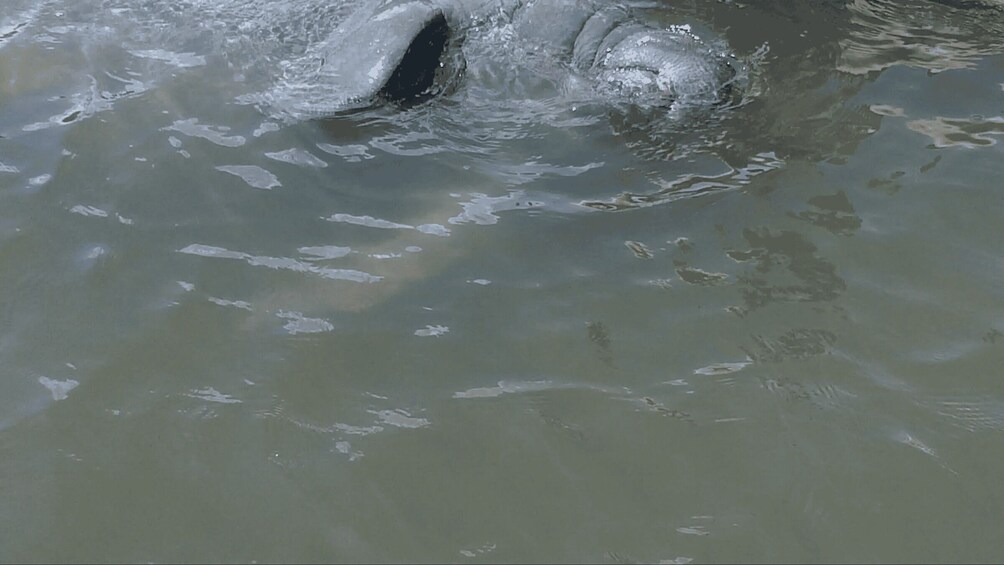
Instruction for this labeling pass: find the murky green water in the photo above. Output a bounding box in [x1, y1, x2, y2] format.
[2, 0, 1003, 562]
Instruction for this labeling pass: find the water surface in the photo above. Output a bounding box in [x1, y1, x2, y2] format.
[1, 0, 1003, 562]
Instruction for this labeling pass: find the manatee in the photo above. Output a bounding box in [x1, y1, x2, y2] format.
[313, 0, 737, 113]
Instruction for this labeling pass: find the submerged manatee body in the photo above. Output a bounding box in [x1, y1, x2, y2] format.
[313, 0, 737, 114]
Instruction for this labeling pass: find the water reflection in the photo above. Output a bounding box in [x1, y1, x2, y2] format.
[838, 0, 1004, 74]
[908, 115, 1004, 148]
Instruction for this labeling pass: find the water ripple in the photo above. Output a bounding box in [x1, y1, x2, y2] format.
[580, 152, 783, 211]
[907, 116, 1004, 148]
[838, 0, 1004, 74]
[324, 212, 451, 236]
[178, 243, 381, 283]
[163, 118, 246, 147]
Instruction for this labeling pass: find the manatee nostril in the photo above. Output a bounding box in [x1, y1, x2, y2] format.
[378, 13, 454, 105]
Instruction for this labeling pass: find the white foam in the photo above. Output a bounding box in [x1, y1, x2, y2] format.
[163, 118, 246, 147]
[453, 380, 552, 399]
[693, 362, 749, 376]
[264, 148, 328, 168]
[414, 324, 449, 337]
[38, 376, 79, 401]
[324, 213, 412, 230]
[316, 143, 373, 162]
[369, 409, 430, 429]
[298, 245, 353, 260]
[415, 224, 450, 236]
[29, 174, 51, 186]
[188, 387, 242, 404]
[178, 243, 381, 283]
[131, 49, 206, 68]
[276, 310, 334, 334]
[215, 165, 281, 189]
[70, 205, 109, 218]
[208, 297, 253, 311]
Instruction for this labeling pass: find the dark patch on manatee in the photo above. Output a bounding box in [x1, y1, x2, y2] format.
[379, 13, 452, 105]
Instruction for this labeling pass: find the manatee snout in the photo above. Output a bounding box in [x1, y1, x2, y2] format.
[594, 29, 737, 108]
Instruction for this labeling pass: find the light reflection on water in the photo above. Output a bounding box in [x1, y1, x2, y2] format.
[1, 0, 1004, 562]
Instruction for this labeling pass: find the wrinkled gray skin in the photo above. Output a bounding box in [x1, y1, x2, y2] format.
[318, 0, 736, 112]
